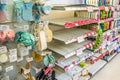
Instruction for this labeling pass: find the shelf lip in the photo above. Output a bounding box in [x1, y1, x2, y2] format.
[50, 17, 98, 28]
[48, 40, 95, 59]
[53, 28, 96, 44]
[55, 50, 94, 71]
[99, 17, 114, 23]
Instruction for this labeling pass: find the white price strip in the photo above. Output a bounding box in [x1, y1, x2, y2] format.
[24, 69, 30, 74]
[105, 7, 109, 11]
[0, 25, 10, 30]
[77, 36, 85, 43]
[76, 48, 83, 56]
[9, 49, 17, 55]
[0, 46, 7, 54]
[9, 54, 17, 62]
[6, 66, 13, 72]
[24, 25, 29, 31]
[87, 6, 93, 12]
[26, 57, 33, 62]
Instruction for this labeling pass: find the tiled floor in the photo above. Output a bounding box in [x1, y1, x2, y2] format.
[91, 53, 120, 80]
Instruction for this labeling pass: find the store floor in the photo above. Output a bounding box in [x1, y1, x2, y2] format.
[91, 53, 120, 80]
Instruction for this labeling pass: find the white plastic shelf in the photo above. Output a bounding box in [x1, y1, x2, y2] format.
[55, 50, 94, 71]
[48, 40, 94, 59]
[53, 28, 96, 44]
[88, 59, 107, 76]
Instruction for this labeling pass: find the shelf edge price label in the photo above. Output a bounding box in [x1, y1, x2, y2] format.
[0, 25, 10, 30]
[87, 6, 93, 12]
[76, 48, 83, 56]
[9, 49, 17, 55]
[77, 36, 85, 43]
[26, 57, 33, 62]
[105, 7, 109, 11]
[5, 66, 13, 72]
[0, 46, 7, 54]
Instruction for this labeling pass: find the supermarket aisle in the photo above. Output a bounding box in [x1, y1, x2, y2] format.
[91, 53, 120, 80]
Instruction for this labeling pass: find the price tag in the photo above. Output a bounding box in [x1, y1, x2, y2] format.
[77, 36, 85, 43]
[24, 25, 29, 31]
[19, 48, 29, 56]
[0, 46, 7, 54]
[76, 48, 83, 56]
[27, 46, 32, 50]
[17, 57, 23, 62]
[9, 49, 17, 55]
[24, 69, 30, 74]
[105, 7, 109, 11]
[5, 66, 13, 72]
[9, 54, 17, 62]
[87, 6, 93, 12]
[26, 57, 33, 62]
[0, 25, 10, 30]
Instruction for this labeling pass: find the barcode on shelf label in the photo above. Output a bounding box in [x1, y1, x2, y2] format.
[24, 25, 29, 31]
[76, 48, 83, 56]
[65, 51, 76, 58]
[0, 25, 10, 30]
[26, 57, 33, 62]
[77, 36, 85, 43]
[9, 54, 17, 62]
[105, 7, 109, 11]
[24, 69, 30, 74]
[9, 49, 17, 55]
[87, 6, 93, 12]
[0, 46, 7, 54]
[6, 66, 13, 72]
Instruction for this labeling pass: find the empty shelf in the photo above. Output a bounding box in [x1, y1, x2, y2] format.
[48, 40, 94, 58]
[50, 17, 98, 28]
[53, 28, 96, 44]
